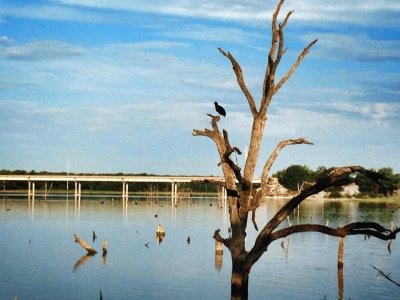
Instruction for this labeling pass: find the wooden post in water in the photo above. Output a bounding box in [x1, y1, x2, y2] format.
[102, 240, 108, 256]
[215, 239, 223, 254]
[337, 237, 344, 300]
[215, 239, 223, 271]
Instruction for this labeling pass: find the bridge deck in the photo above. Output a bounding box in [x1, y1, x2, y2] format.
[0, 174, 262, 183]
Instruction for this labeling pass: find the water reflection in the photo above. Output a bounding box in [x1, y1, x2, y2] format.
[215, 253, 223, 271]
[73, 253, 95, 272]
[1, 197, 400, 300]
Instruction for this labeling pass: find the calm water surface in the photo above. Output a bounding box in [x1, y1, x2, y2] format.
[1, 197, 400, 299]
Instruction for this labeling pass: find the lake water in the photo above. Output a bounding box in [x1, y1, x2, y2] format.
[1, 197, 400, 299]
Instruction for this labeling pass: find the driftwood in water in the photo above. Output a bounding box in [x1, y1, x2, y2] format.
[74, 233, 97, 254]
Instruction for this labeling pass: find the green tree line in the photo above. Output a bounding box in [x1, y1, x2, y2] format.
[274, 165, 400, 197]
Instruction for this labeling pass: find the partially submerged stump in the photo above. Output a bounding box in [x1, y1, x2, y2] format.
[156, 224, 165, 237]
[215, 239, 223, 255]
[156, 224, 165, 244]
[74, 233, 97, 255]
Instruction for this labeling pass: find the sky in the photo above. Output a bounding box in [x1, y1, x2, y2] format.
[0, 0, 399, 176]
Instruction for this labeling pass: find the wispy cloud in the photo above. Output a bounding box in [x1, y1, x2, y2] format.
[0, 4, 110, 23]
[53, 0, 400, 26]
[163, 24, 263, 45]
[1, 39, 84, 61]
[305, 33, 400, 62]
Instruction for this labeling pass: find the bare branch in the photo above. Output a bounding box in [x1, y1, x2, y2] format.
[244, 224, 400, 269]
[262, 166, 365, 233]
[222, 130, 250, 190]
[273, 39, 318, 95]
[247, 166, 384, 261]
[269, 223, 397, 242]
[218, 48, 258, 116]
[273, 11, 294, 75]
[261, 138, 313, 189]
[251, 209, 259, 231]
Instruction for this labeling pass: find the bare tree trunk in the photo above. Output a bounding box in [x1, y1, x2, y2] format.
[231, 260, 249, 300]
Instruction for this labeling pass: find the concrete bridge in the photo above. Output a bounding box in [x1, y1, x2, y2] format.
[0, 174, 262, 206]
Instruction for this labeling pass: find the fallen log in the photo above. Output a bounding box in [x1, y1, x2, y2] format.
[74, 233, 97, 255]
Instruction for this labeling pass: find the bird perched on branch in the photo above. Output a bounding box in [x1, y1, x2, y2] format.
[214, 101, 226, 117]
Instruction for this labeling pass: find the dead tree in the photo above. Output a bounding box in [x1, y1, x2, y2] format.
[192, 1, 399, 299]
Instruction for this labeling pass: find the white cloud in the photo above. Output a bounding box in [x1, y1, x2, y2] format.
[321, 100, 400, 126]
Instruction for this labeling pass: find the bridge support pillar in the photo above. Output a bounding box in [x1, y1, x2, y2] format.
[122, 182, 129, 204]
[28, 181, 35, 203]
[171, 182, 178, 206]
[74, 182, 81, 208]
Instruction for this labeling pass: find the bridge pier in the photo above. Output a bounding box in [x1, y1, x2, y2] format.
[74, 182, 81, 208]
[28, 181, 35, 202]
[122, 182, 129, 204]
[171, 182, 178, 206]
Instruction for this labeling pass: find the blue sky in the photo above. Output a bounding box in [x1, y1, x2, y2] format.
[0, 0, 399, 176]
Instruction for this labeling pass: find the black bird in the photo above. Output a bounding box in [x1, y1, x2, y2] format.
[214, 101, 226, 117]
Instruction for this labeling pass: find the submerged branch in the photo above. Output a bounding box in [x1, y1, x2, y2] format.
[370, 265, 400, 288]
